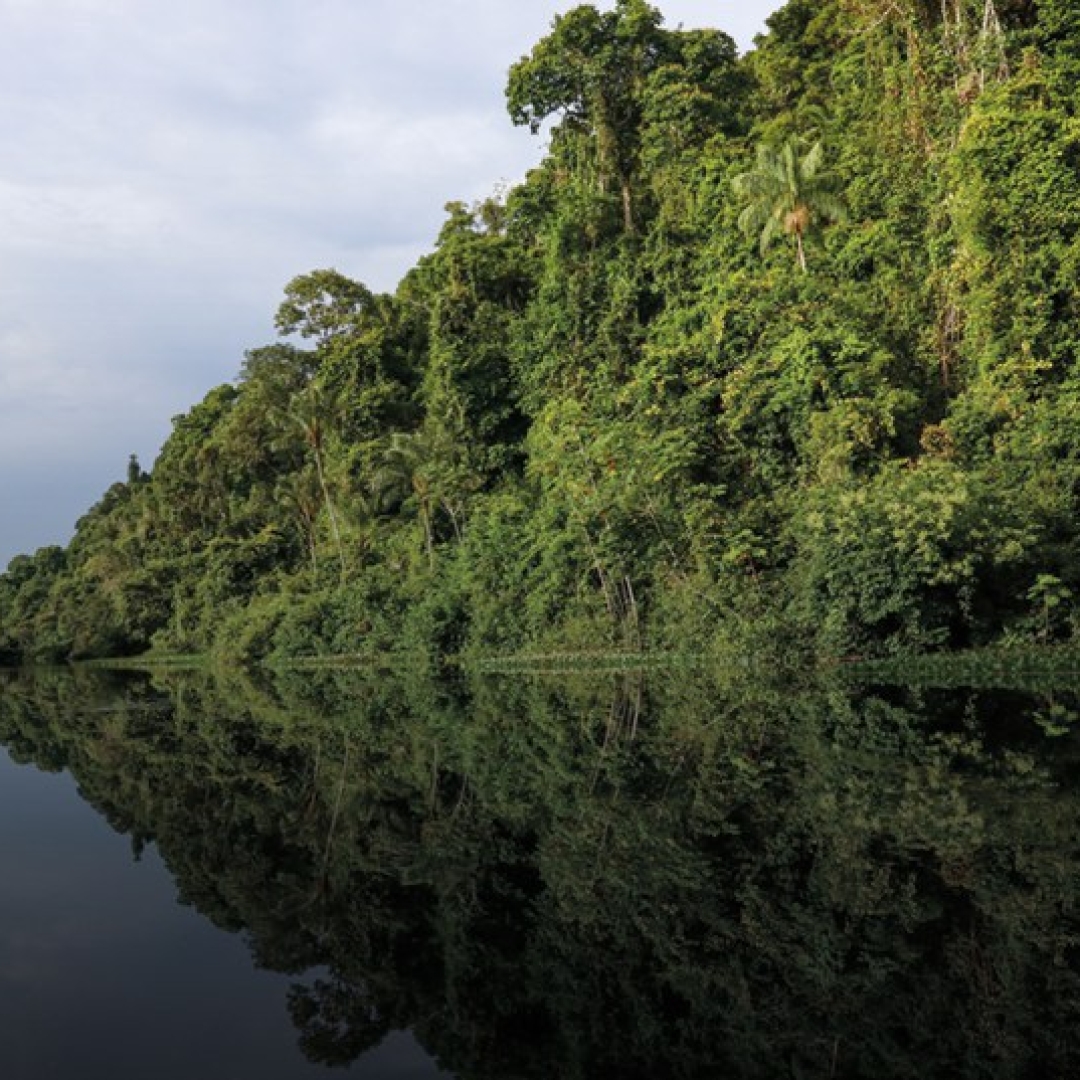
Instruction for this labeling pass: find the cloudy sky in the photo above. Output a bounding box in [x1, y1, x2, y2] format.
[0, 0, 782, 569]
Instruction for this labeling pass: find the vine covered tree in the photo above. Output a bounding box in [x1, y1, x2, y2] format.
[506, 0, 670, 233]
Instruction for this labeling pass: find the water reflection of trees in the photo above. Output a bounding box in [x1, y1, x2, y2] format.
[1, 664, 1078, 1079]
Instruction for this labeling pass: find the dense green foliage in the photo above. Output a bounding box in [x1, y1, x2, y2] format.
[2, 664, 1078, 1077]
[4, 0, 1080, 663]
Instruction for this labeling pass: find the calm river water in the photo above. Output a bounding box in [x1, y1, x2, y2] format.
[0, 662, 1077, 1079]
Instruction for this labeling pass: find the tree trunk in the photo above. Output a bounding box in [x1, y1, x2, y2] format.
[313, 444, 347, 584]
[621, 179, 635, 235]
[420, 503, 435, 568]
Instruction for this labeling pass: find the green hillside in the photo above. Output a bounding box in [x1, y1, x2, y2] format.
[4, 0, 1079, 665]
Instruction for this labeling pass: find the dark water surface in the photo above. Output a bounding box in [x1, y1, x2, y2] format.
[0, 754, 446, 1080]
[0, 663, 1077, 1079]
[0, 672, 451, 1080]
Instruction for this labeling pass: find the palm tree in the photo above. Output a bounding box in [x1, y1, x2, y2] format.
[268, 382, 348, 584]
[275, 467, 322, 576]
[732, 138, 847, 272]
[373, 431, 438, 567]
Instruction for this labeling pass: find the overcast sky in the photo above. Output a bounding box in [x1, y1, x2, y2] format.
[0, 0, 783, 569]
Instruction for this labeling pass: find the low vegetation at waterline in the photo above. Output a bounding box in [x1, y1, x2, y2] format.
[4, 0, 1080, 666]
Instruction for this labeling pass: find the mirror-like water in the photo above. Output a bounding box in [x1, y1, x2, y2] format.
[0, 742, 445, 1079]
[0, 663, 1077, 1079]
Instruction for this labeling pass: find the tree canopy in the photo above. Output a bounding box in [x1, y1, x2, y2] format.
[3, 0, 1080, 664]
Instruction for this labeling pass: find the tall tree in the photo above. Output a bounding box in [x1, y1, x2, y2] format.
[275, 269, 377, 350]
[506, 0, 670, 233]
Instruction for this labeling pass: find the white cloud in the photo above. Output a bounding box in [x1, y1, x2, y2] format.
[0, 0, 782, 567]
[0, 179, 173, 256]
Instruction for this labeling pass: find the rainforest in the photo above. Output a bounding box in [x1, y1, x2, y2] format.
[3, 0, 1080, 667]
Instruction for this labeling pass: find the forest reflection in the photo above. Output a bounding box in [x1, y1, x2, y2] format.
[0, 661, 1078, 1079]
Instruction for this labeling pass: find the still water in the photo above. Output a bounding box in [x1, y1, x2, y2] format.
[0, 663, 1077, 1079]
